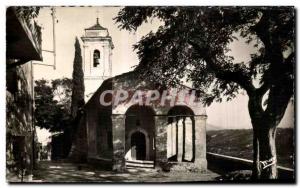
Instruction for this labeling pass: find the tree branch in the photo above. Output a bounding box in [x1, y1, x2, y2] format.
[211, 63, 255, 95]
[251, 10, 284, 66]
[189, 40, 255, 94]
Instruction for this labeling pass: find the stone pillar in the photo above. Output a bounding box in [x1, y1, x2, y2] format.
[171, 118, 176, 157]
[194, 115, 207, 170]
[167, 117, 176, 158]
[177, 118, 184, 162]
[184, 117, 193, 161]
[111, 114, 126, 172]
[155, 115, 168, 169]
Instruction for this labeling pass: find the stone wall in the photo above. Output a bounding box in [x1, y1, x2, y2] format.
[194, 115, 207, 170]
[111, 114, 125, 171]
[6, 62, 35, 181]
[155, 115, 169, 169]
[96, 115, 113, 158]
[71, 78, 114, 163]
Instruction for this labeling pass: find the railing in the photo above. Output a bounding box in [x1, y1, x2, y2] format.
[207, 152, 294, 180]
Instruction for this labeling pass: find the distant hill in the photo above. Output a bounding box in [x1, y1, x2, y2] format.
[206, 123, 224, 131]
[207, 128, 294, 168]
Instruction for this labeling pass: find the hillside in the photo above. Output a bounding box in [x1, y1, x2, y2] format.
[207, 128, 294, 168]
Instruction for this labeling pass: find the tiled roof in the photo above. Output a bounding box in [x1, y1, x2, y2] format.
[85, 18, 107, 30]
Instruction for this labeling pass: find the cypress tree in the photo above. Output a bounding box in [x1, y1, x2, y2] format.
[71, 37, 85, 119]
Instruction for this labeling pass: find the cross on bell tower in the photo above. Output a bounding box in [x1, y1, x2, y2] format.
[81, 15, 114, 101]
[96, 8, 100, 21]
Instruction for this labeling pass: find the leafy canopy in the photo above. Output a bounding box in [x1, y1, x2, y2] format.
[35, 78, 72, 132]
[114, 7, 294, 106]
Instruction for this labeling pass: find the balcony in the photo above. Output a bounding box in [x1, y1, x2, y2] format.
[6, 7, 43, 64]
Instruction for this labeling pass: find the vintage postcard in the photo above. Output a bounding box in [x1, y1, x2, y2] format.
[6, 6, 295, 183]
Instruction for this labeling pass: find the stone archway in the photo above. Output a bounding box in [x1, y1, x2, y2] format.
[167, 105, 195, 162]
[126, 128, 150, 160]
[125, 105, 155, 161]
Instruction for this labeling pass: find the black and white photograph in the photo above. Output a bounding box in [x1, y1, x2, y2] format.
[5, 3, 296, 183]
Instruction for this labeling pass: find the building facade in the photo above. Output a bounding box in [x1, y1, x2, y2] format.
[6, 7, 42, 181]
[71, 18, 207, 172]
[73, 72, 207, 172]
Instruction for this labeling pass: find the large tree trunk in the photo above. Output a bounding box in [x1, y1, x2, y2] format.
[252, 129, 261, 179]
[252, 124, 278, 179]
[248, 94, 282, 180]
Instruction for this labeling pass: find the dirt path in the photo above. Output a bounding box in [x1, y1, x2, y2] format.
[32, 160, 220, 183]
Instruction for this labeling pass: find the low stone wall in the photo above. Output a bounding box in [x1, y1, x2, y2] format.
[207, 152, 294, 180]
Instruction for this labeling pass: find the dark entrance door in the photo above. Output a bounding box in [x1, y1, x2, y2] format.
[131, 131, 146, 160]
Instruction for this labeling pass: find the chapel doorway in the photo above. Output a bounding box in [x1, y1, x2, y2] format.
[131, 131, 146, 160]
[125, 105, 155, 161]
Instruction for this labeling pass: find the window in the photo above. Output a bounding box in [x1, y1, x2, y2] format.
[6, 68, 18, 94]
[93, 50, 100, 67]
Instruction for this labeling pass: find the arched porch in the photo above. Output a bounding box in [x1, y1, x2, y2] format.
[124, 105, 155, 163]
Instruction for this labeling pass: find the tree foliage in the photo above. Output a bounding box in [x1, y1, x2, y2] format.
[52, 78, 72, 114]
[15, 6, 40, 21]
[115, 6, 294, 106]
[34, 78, 72, 132]
[71, 37, 85, 119]
[115, 6, 295, 179]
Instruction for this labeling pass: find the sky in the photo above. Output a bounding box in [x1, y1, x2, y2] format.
[33, 7, 294, 143]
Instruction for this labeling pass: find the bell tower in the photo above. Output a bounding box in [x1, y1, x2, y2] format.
[81, 17, 114, 100]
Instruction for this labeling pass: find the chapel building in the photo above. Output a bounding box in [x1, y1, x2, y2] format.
[72, 18, 207, 172]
